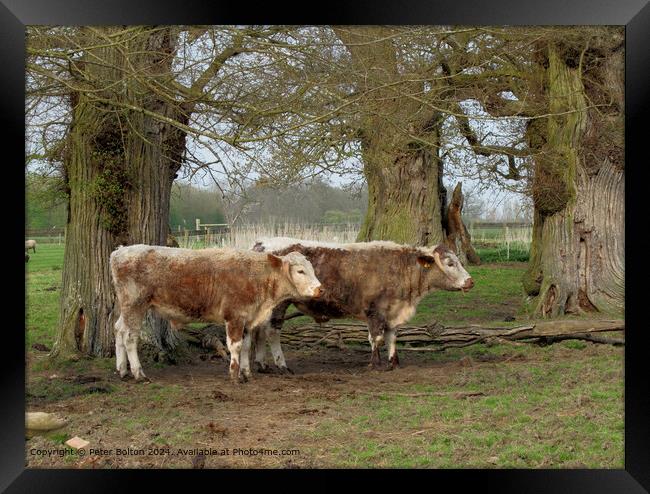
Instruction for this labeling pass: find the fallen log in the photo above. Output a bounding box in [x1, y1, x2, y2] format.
[279, 319, 624, 351]
[180, 325, 229, 360]
[178, 319, 624, 356]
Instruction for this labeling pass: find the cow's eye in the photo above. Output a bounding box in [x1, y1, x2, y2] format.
[447, 261, 454, 267]
[297, 270, 305, 274]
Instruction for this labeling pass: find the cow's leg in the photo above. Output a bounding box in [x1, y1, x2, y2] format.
[252, 323, 270, 373]
[366, 312, 388, 370]
[225, 319, 245, 383]
[385, 327, 400, 370]
[269, 302, 292, 373]
[119, 306, 148, 381]
[114, 315, 129, 378]
[266, 324, 292, 374]
[239, 329, 253, 380]
[367, 330, 384, 369]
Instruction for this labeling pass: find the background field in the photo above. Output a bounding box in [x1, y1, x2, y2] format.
[25, 241, 623, 468]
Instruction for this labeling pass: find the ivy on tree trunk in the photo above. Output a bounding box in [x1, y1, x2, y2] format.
[50, 28, 190, 361]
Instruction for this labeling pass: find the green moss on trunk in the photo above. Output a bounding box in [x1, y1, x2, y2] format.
[524, 40, 624, 318]
[51, 28, 189, 361]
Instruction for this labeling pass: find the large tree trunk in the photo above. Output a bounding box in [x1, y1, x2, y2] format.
[335, 27, 476, 257]
[357, 128, 447, 246]
[50, 28, 189, 360]
[523, 39, 624, 317]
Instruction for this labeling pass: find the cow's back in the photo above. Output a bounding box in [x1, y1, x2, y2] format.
[110, 245, 271, 322]
[272, 244, 419, 320]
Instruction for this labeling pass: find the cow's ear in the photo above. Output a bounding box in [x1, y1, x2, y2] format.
[282, 259, 291, 277]
[267, 254, 283, 269]
[417, 255, 435, 268]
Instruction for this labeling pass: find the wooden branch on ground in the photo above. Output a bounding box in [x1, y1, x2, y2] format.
[356, 390, 486, 399]
[279, 319, 624, 350]
[178, 320, 624, 356]
[181, 325, 228, 359]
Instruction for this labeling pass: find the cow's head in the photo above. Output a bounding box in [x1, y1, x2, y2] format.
[268, 251, 323, 298]
[417, 245, 474, 292]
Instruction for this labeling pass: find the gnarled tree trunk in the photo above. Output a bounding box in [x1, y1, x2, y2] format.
[444, 182, 481, 265]
[50, 28, 189, 361]
[336, 26, 477, 259]
[523, 39, 624, 317]
[358, 130, 447, 246]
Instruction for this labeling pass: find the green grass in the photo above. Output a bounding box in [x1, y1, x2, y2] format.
[25, 243, 623, 468]
[26, 244, 65, 349]
[25, 244, 65, 273]
[27, 376, 115, 403]
[305, 345, 623, 468]
[411, 263, 527, 325]
[107, 383, 198, 445]
[476, 245, 530, 263]
[45, 431, 69, 445]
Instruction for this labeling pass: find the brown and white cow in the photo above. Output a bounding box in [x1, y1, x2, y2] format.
[109, 244, 322, 382]
[251, 238, 474, 372]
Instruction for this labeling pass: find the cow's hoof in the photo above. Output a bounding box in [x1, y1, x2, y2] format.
[133, 370, 150, 383]
[237, 373, 249, 384]
[387, 359, 400, 371]
[117, 371, 131, 381]
[278, 366, 294, 375]
[368, 362, 382, 371]
[254, 362, 271, 374]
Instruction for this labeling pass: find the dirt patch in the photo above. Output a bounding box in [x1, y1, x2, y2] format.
[27, 374, 115, 405]
[25, 342, 623, 469]
[211, 390, 232, 402]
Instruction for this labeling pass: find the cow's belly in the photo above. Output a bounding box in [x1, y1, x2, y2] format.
[152, 305, 201, 323]
[151, 303, 224, 325]
[296, 300, 351, 321]
[249, 302, 277, 329]
[151, 304, 194, 323]
[387, 302, 416, 327]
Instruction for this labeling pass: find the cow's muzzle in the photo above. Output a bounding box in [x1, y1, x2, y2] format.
[312, 286, 324, 298]
[461, 278, 475, 292]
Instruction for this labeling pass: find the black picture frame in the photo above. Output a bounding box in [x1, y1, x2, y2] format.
[5, 0, 649, 490]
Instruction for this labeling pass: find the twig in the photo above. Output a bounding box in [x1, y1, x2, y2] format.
[356, 390, 486, 399]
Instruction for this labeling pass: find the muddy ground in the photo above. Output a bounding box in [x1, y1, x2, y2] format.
[25, 339, 624, 469]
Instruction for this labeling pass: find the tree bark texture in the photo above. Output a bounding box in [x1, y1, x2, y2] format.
[523, 40, 624, 317]
[358, 135, 447, 246]
[444, 182, 481, 265]
[335, 27, 475, 256]
[239, 319, 625, 351]
[51, 28, 189, 359]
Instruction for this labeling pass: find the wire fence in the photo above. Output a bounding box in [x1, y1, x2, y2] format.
[26, 221, 533, 252]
